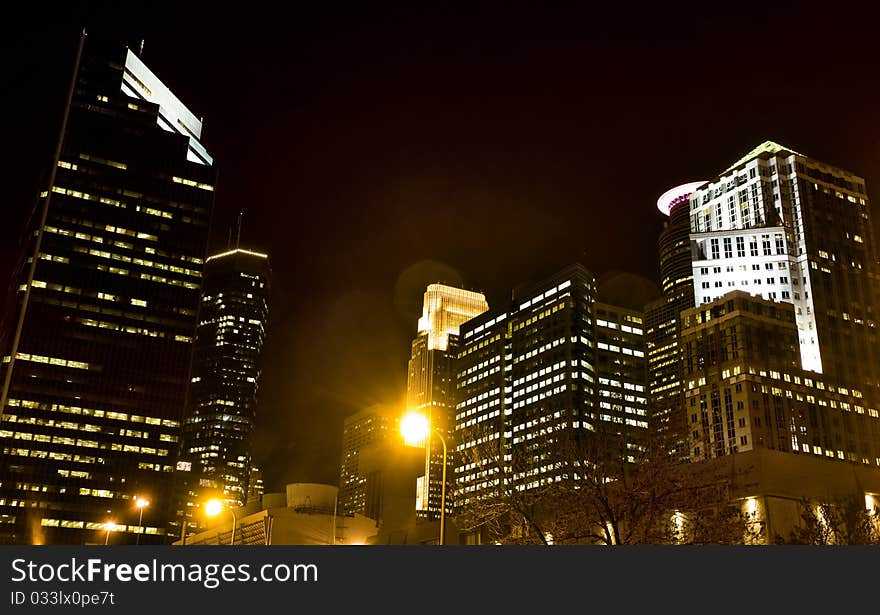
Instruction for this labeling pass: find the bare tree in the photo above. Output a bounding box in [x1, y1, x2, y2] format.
[455, 420, 761, 545]
[776, 496, 880, 545]
[453, 426, 554, 544]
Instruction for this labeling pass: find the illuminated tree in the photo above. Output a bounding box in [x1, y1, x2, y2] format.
[776, 496, 880, 545]
[454, 421, 760, 545]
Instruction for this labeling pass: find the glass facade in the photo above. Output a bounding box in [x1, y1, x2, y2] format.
[175, 249, 270, 537]
[0, 36, 215, 545]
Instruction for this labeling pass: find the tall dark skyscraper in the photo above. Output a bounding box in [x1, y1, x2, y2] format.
[338, 406, 393, 519]
[645, 182, 704, 459]
[176, 248, 270, 532]
[0, 34, 215, 544]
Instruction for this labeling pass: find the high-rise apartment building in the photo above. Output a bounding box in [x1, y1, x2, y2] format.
[680, 292, 880, 467]
[688, 141, 880, 395]
[645, 182, 705, 458]
[0, 35, 215, 544]
[176, 248, 270, 528]
[406, 284, 488, 519]
[338, 406, 394, 520]
[455, 264, 648, 506]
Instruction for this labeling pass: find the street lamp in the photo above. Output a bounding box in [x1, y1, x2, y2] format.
[205, 499, 237, 545]
[134, 496, 150, 545]
[400, 411, 448, 545]
[103, 520, 118, 545]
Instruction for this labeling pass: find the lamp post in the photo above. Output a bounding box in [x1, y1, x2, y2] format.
[400, 411, 448, 545]
[134, 497, 150, 545]
[205, 499, 237, 545]
[103, 521, 117, 545]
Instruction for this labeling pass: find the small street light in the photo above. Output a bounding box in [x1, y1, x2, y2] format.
[205, 499, 237, 545]
[103, 520, 118, 545]
[400, 411, 448, 545]
[134, 496, 150, 545]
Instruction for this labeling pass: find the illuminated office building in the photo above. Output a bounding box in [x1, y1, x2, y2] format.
[406, 284, 488, 519]
[645, 182, 704, 458]
[680, 292, 880, 467]
[455, 264, 648, 505]
[0, 35, 215, 544]
[176, 248, 270, 528]
[338, 406, 393, 519]
[688, 141, 880, 395]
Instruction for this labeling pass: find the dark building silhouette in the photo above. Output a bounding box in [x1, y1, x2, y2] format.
[338, 406, 394, 519]
[175, 248, 270, 539]
[0, 34, 215, 544]
[645, 182, 704, 459]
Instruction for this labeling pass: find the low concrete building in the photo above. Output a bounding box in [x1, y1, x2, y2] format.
[176, 483, 377, 545]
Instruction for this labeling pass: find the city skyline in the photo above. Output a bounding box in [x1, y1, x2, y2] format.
[3, 2, 880, 494]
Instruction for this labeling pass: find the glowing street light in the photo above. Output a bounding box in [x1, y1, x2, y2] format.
[103, 520, 118, 545]
[400, 411, 430, 446]
[400, 411, 448, 545]
[204, 499, 237, 545]
[134, 496, 150, 545]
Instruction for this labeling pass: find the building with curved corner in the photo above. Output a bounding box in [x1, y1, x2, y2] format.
[646, 182, 705, 459]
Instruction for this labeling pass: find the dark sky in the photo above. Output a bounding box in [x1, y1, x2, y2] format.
[2, 1, 880, 490]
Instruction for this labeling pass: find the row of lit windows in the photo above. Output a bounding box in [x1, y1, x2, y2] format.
[517, 280, 573, 312]
[596, 341, 645, 357]
[5, 398, 179, 428]
[688, 367, 866, 399]
[3, 353, 88, 370]
[456, 387, 502, 412]
[51, 213, 203, 264]
[76, 315, 191, 342]
[65, 243, 200, 278]
[598, 390, 647, 405]
[457, 354, 501, 380]
[455, 401, 501, 425]
[1, 433, 171, 455]
[27, 285, 196, 325]
[513, 301, 567, 332]
[39, 518, 165, 534]
[597, 377, 645, 392]
[458, 332, 503, 357]
[1, 414, 177, 442]
[595, 319, 643, 336]
[513, 360, 567, 388]
[512, 385, 567, 410]
[513, 372, 566, 399]
[513, 336, 567, 364]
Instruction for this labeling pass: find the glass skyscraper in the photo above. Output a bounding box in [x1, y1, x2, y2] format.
[0, 34, 215, 544]
[175, 248, 270, 537]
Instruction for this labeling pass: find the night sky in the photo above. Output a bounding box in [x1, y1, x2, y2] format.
[2, 1, 879, 489]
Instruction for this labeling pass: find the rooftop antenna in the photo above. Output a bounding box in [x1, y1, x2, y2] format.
[235, 211, 244, 249]
[138, 39, 145, 56]
[226, 226, 233, 250]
